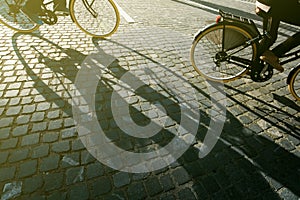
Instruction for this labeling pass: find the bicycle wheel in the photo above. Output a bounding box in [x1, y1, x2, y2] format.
[288, 65, 300, 101]
[70, 0, 120, 38]
[0, 0, 39, 32]
[191, 23, 257, 82]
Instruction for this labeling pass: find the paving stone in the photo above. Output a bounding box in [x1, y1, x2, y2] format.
[47, 191, 67, 200]
[48, 119, 63, 130]
[9, 148, 29, 163]
[40, 154, 60, 172]
[145, 177, 163, 196]
[72, 139, 85, 151]
[178, 187, 197, 200]
[61, 153, 80, 168]
[66, 166, 85, 185]
[61, 127, 77, 139]
[201, 175, 221, 194]
[12, 125, 29, 136]
[113, 172, 131, 188]
[31, 112, 45, 122]
[91, 177, 112, 197]
[43, 172, 64, 192]
[159, 193, 177, 200]
[36, 102, 51, 111]
[16, 115, 30, 125]
[47, 110, 60, 119]
[32, 122, 48, 132]
[172, 167, 191, 185]
[42, 132, 59, 143]
[81, 150, 96, 164]
[22, 104, 36, 114]
[51, 141, 70, 153]
[69, 183, 89, 200]
[21, 133, 40, 146]
[0, 127, 10, 139]
[18, 160, 37, 178]
[86, 162, 105, 179]
[23, 175, 43, 194]
[0, 151, 9, 165]
[0, 166, 16, 182]
[6, 106, 22, 116]
[0, 117, 14, 128]
[0, 138, 18, 150]
[32, 144, 49, 158]
[126, 182, 147, 200]
[103, 190, 127, 200]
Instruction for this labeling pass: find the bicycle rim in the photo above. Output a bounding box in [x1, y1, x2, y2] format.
[0, 0, 39, 32]
[70, 0, 120, 38]
[191, 24, 256, 82]
[288, 66, 300, 101]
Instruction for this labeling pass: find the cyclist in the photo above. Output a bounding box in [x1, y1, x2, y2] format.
[256, 0, 300, 72]
[22, 0, 68, 25]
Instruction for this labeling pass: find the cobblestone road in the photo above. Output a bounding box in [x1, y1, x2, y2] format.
[0, 0, 299, 199]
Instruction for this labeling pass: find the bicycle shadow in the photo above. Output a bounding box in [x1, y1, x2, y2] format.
[10, 31, 300, 199]
[180, 104, 300, 199]
[90, 38, 300, 199]
[12, 32, 87, 117]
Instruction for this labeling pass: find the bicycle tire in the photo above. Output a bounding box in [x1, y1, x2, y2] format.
[70, 0, 120, 38]
[191, 23, 257, 82]
[288, 65, 300, 101]
[0, 1, 39, 32]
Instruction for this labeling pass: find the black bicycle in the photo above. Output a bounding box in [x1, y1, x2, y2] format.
[190, 10, 300, 101]
[0, 0, 120, 38]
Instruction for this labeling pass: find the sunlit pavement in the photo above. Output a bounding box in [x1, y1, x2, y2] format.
[0, 0, 299, 199]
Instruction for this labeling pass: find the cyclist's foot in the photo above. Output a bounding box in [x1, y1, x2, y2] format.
[260, 50, 284, 72]
[55, 7, 69, 15]
[21, 7, 43, 25]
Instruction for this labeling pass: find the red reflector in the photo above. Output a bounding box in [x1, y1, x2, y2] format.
[216, 15, 222, 23]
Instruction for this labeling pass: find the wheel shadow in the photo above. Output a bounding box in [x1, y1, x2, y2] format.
[10, 32, 300, 199]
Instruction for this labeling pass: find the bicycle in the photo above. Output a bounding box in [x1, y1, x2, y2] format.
[0, 0, 120, 38]
[190, 10, 300, 101]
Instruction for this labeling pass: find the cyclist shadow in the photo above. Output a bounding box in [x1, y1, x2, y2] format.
[11, 31, 300, 198]
[12, 32, 87, 116]
[91, 38, 300, 199]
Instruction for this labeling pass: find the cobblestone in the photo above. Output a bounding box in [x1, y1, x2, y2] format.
[0, 0, 299, 199]
[40, 155, 60, 172]
[9, 148, 29, 163]
[21, 133, 40, 146]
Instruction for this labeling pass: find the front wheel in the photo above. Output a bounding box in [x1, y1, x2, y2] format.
[190, 23, 257, 82]
[288, 64, 300, 101]
[70, 0, 120, 38]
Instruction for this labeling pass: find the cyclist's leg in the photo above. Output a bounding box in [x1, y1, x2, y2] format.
[273, 32, 300, 56]
[53, 0, 69, 14]
[259, 16, 283, 72]
[22, 0, 44, 25]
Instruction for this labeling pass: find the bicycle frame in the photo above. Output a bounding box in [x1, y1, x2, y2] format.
[219, 10, 300, 71]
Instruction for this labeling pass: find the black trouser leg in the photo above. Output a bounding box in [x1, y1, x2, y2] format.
[272, 32, 300, 57]
[53, 0, 66, 10]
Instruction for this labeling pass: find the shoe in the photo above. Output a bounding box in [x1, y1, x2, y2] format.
[21, 7, 43, 25]
[260, 50, 284, 72]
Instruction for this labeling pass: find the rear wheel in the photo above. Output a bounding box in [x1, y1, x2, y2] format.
[190, 23, 257, 82]
[0, 0, 39, 32]
[288, 65, 300, 101]
[70, 0, 120, 38]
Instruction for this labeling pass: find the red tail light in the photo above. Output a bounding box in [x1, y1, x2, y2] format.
[216, 15, 222, 23]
